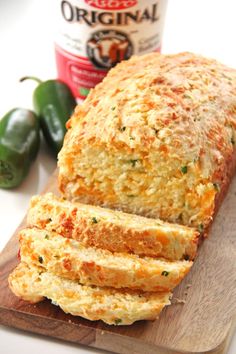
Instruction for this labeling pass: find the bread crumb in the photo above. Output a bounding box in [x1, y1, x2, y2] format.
[172, 297, 186, 304]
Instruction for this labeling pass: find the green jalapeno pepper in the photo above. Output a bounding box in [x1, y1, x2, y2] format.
[20, 77, 76, 156]
[0, 108, 40, 188]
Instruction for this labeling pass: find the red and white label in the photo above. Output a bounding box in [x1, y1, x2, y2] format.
[55, 0, 168, 99]
[85, 0, 137, 10]
[55, 46, 107, 99]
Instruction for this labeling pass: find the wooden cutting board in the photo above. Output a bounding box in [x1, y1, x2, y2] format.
[0, 170, 236, 354]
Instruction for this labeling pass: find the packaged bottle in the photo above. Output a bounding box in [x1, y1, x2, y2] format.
[55, 0, 168, 100]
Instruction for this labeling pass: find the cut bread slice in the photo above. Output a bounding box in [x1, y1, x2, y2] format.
[27, 193, 198, 261]
[19, 227, 193, 292]
[8, 262, 171, 325]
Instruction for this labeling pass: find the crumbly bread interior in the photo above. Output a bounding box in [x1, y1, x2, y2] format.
[9, 262, 171, 325]
[27, 193, 198, 260]
[19, 227, 192, 292]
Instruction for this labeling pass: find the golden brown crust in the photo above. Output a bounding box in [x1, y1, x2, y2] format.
[58, 52, 236, 231]
[27, 193, 198, 260]
[19, 228, 192, 292]
[8, 263, 44, 303]
[9, 262, 171, 325]
[203, 146, 236, 237]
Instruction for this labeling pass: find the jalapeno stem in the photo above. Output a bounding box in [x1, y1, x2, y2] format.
[19, 76, 43, 85]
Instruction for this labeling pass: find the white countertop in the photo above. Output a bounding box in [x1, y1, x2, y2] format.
[0, 0, 235, 353]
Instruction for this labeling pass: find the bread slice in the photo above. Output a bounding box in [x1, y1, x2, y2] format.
[57, 52, 236, 233]
[9, 262, 171, 325]
[19, 227, 192, 292]
[27, 193, 198, 261]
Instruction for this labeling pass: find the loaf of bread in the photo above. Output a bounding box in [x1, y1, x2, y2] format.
[9, 262, 171, 325]
[58, 52, 236, 232]
[19, 227, 192, 292]
[27, 193, 198, 260]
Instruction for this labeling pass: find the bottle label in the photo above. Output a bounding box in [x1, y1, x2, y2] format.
[55, 0, 168, 99]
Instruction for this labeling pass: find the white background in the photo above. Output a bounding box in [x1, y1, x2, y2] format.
[0, 0, 235, 353]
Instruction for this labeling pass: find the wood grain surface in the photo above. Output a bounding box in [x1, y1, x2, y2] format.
[0, 170, 235, 354]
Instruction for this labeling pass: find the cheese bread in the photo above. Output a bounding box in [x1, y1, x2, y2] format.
[27, 193, 198, 260]
[19, 227, 192, 292]
[9, 262, 171, 325]
[58, 52, 236, 232]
